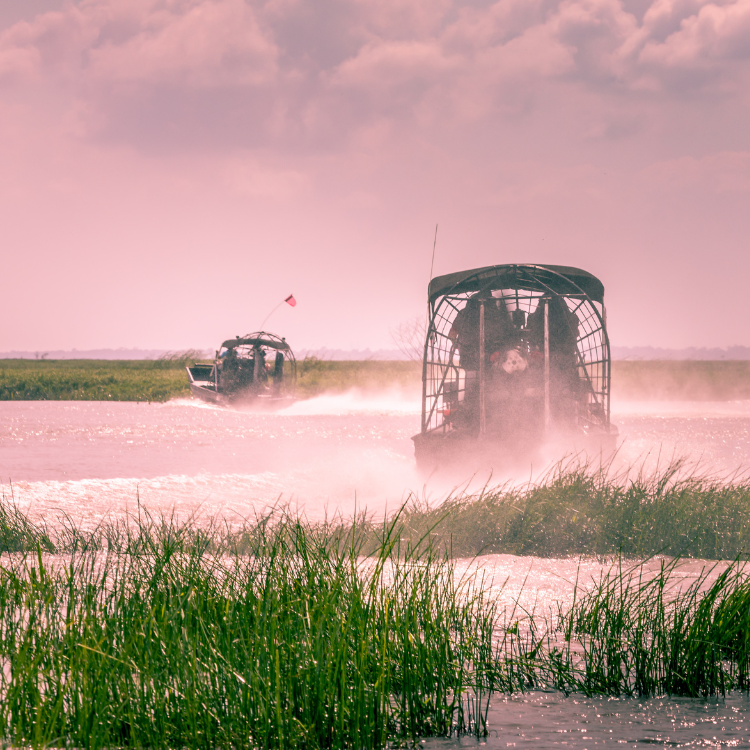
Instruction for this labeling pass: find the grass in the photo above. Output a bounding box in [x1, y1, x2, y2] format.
[2, 498, 750, 749]
[2, 357, 750, 401]
[0, 355, 197, 402]
[550, 557, 750, 697]
[0, 357, 422, 402]
[0, 506, 500, 748]
[349, 458, 750, 561]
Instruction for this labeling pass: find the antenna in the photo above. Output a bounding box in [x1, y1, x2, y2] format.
[259, 294, 296, 332]
[425, 224, 438, 330]
[259, 301, 284, 332]
[429, 223, 438, 284]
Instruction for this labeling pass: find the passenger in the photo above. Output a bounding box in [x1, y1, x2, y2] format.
[223, 347, 238, 369]
[449, 295, 514, 370]
[448, 295, 514, 432]
[252, 347, 268, 389]
[527, 296, 578, 358]
[527, 296, 580, 427]
[220, 347, 240, 391]
[487, 346, 544, 445]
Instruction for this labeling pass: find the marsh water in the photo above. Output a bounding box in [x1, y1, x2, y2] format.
[3, 394, 750, 747]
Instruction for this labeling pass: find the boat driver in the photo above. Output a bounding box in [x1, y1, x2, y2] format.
[223, 347, 239, 370]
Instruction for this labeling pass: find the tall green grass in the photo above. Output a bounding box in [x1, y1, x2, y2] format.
[0, 508, 500, 748]
[552, 557, 750, 697]
[4, 357, 749, 401]
[373, 458, 750, 560]
[2, 500, 750, 749]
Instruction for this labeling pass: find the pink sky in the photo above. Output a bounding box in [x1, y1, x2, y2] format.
[1, 0, 748, 352]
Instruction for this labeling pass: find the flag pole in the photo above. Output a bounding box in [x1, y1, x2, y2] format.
[259, 295, 296, 331]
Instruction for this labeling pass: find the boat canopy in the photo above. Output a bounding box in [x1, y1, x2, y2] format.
[221, 336, 291, 351]
[428, 264, 605, 305]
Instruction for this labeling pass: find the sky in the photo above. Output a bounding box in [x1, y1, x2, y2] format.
[0, 0, 748, 352]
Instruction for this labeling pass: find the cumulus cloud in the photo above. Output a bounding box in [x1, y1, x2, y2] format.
[88, 0, 278, 87]
[641, 0, 750, 64]
[0, 0, 749, 149]
[0, 0, 278, 84]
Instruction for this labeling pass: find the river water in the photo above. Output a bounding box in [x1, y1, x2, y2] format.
[2, 394, 750, 746]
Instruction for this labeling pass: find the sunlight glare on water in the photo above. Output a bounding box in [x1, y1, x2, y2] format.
[3, 395, 750, 526]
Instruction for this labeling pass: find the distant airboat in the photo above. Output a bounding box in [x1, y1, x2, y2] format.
[412, 264, 618, 469]
[186, 332, 297, 407]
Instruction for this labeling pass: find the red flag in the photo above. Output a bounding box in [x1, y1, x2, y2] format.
[284, 294, 297, 307]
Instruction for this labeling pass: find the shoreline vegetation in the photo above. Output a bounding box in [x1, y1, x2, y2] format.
[0, 356, 421, 402]
[1, 500, 750, 747]
[1, 357, 750, 402]
[363, 459, 750, 561]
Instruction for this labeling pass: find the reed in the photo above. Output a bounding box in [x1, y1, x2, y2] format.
[2, 501, 750, 749]
[612, 360, 750, 401]
[3, 357, 749, 401]
[551, 557, 750, 697]
[0, 508, 500, 748]
[368, 458, 750, 560]
[0, 358, 420, 401]
[0, 492, 54, 553]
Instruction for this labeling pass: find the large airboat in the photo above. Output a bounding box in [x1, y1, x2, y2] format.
[186, 332, 296, 407]
[412, 264, 618, 470]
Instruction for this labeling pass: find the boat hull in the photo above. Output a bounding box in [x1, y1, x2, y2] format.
[189, 381, 295, 410]
[412, 426, 618, 474]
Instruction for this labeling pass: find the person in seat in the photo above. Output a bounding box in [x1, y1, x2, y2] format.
[448, 294, 515, 432]
[527, 296, 580, 427]
[220, 347, 241, 391]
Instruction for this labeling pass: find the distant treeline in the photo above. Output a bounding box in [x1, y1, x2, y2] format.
[0, 358, 749, 401]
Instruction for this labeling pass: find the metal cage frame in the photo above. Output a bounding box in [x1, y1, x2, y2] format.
[222, 331, 298, 395]
[420, 264, 611, 440]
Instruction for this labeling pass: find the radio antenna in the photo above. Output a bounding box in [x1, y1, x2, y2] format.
[259, 294, 297, 332]
[425, 224, 438, 334]
[429, 224, 438, 284]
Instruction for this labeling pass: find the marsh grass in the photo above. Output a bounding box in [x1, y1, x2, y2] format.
[0, 493, 54, 552]
[0, 507, 502, 748]
[0, 358, 421, 402]
[3, 357, 748, 402]
[363, 458, 750, 560]
[552, 556, 750, 697]
[0, 359, 193, 401]
[3, 499, 750, 748]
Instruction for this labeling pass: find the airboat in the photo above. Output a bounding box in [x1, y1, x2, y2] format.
[186, 332, 296, 407]
[412, 264, 618, 470]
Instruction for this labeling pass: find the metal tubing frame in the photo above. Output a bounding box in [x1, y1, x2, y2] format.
[479, 300, 486, 436]
[544, 298, 550, 432]
[420, 264, 611, 438]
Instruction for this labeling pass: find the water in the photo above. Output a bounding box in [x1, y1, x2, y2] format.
[3, 393, 750, 746]
[0, 394, 421, 525]
[424, 692, 750, 747]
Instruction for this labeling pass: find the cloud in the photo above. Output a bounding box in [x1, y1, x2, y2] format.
[88, 0, 278, 87]
[1, 0, 749, 151]
[0, 0, 278, 85]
